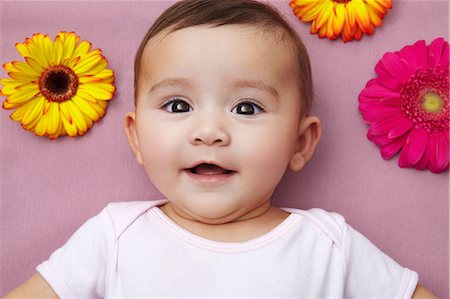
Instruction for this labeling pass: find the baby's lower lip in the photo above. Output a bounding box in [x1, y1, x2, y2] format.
[184, 169, 236, 185]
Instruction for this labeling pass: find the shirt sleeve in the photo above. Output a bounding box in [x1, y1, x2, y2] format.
[343, 224, 419, 298]
[36, 207, 116, 298]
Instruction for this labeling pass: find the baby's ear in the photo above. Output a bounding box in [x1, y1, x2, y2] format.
[289, 115, 321, 172]
[124, 112, 143, 165]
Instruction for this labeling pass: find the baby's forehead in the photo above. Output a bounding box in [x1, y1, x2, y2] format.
[144, 24, 294, 54]
[140, 24, 297, 70]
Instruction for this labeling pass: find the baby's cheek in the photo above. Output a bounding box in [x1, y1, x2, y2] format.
[244, 141, 291, 187]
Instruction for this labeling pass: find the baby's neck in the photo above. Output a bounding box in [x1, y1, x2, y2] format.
[159, 202, 290, 243]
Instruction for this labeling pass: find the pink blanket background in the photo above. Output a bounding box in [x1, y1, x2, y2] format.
[0, 0, 448, 296]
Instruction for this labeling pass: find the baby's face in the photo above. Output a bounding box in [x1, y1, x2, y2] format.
[131, 25, 304, 224]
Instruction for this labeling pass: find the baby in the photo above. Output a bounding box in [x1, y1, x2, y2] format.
[4, 0, 437, 298]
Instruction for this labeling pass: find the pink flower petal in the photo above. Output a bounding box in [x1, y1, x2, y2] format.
[414, 146, 429, 170]
[368, 131, 391, 146]
[359, 100, 389, 112]
[437, 133, 449, 171]
[399, 40, 427, 72]
[397, 44, 422, 73]
[427, 133, 447, 173]
[381, 137, 405, 159]
[375, 60, 393, 79]
[439, 43, 449, 68]
[398, 140, 413, 168]
[427, 38, 445, 68]
[380, 96, 402, 106]
[387, 118, 414, 139]
[431, 132, 449, 171]
[361, 107, 400, 124]
[369, 114, 407, 136]
[376, 75, 403, 91]
[406, 128, 428, 165]
[359, 84, 401, 99]
[365, 78, 379, 88]
[381, 52, 412, 83]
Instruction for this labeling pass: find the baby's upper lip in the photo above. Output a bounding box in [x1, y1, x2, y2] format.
[184, 161, 235, 172]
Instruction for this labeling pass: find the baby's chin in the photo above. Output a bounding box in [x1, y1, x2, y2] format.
[171, 199, 250, 225]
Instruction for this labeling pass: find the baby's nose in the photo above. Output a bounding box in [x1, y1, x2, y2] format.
[189, 114, 231, 146]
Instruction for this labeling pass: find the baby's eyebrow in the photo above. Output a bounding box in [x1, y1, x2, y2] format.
[149, 77, 279, 98]
[149, 77, 192, 93]
[231, 79, 279, 98]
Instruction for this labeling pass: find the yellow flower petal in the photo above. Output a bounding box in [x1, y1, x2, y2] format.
[83, 113, 94, 130]
[78, 76, 102, 84]
[24, 57, 45, 73]
[353, 0, 371, 33]
[6, 88, 40, 105]
[54, 35, 64, 65]
[93, 69, 114, 80]
[71, 40, 92, 60]
[60, 101, 78, 136]
[72, 96, 100, 121]
[83, 81, 115, 93]
[374, 0, 392, 9]
[365, 0, 386, 16]
[10, 97, 38, 121]
[290, 0, 318, 8]
[300, 2, 324, 22]
[21, 96, 45, 126]
[45, 102, 60, 135]
[3, 62, 18, 72]
[11, 61, 41, 76]
[87, 99, 107, 118]
[78, 83, 114, 100]
[16, 42, 31, 57]
[26, 42, 49, 68]
[49, 122, 67, 139]
[72, 54, 103, 74]
[333, 4, 346, 36]
[34, 112, 49, 136]
[8, 71, 38, 83]
[310, 20, 319, 34]
[345, 1, 357, 29]
[76, 88, 98, 104]
[77, 59, 108, 76]
[316, 1, 333, 29]
[66, 100, 88, 134]
[1, 79, 25, 95]
[43, 34, 56, 66]
[326, 14, 336, 39]
[71, 95, 100, 121]
[367, 5, 383, 27]
[61, 32, 77, 63]
[15, 83, 39, 92]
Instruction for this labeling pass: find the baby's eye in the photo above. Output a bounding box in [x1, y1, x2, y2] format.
[232, 101, 263, 115]
[163, 99, 192, 113]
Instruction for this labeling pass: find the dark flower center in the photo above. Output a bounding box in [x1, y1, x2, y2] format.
[400, 67, 449, 132]
[39, 65, 78, 103]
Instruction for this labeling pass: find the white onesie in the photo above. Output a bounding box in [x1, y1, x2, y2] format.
[37, 199, 418, 298]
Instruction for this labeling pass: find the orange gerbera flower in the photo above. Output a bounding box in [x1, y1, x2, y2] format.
[290, 0, 392, 42]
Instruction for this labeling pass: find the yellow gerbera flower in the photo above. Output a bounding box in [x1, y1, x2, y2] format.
[290, 0, 392, 42]
[1, 32, 115, 139]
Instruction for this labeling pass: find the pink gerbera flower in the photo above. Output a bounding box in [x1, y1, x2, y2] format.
[359, 38, 449, 173]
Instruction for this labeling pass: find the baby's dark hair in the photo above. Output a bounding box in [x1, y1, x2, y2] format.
[134, 0, 313, 117]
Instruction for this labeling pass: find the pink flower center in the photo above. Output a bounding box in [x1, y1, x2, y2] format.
[400, 67, 449, 132]
[38, 65, 78, 103]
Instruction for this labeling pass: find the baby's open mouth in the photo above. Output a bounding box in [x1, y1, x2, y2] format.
[187, 163, 234, 175]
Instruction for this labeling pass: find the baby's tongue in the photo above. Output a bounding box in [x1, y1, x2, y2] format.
[194, 164, 227, 175]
